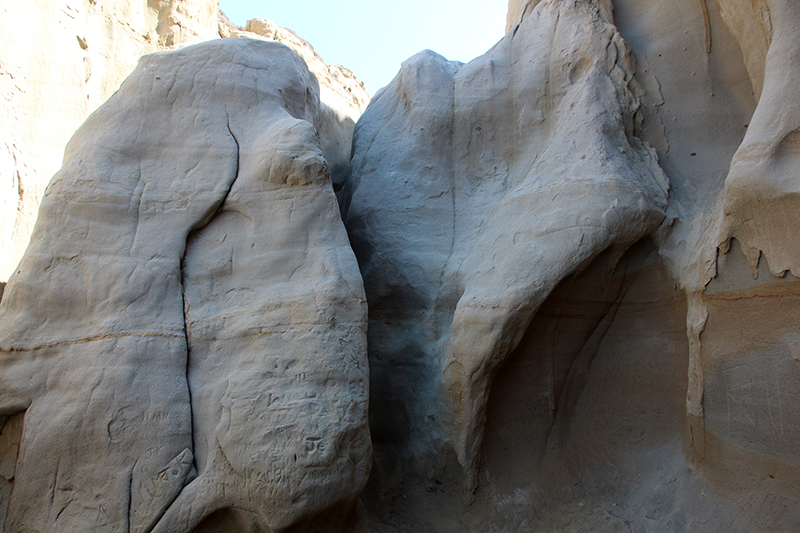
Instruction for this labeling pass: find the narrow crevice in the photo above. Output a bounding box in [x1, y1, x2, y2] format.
[176, 116, 241, 497]
[700, 0, 712, 54]
[126, 466, 134, 533]
[546, 257, 637, 450]
[547, 272, 581, 416]
[0, 412, 24, 530]
[178, 261, 196, 481]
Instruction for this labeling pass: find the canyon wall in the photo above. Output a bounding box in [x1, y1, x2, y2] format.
[2, 0, 800, 531]
[0, 0, 221, 285]
[342, 0, 800, 530]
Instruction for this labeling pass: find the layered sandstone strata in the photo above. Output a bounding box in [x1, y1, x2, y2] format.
[343, 0, 800, 530]
[1, 0, 800, 531]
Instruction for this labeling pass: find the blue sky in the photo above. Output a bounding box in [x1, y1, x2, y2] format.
[219, 0, 510, 95]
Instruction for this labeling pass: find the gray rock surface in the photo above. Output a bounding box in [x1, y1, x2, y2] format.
[0, 0, 221, 284]
[3, 0, 800, 531]
[0, 38, 369, 532]
[343, 0, 668, 493]
[339, 0, 800, 530]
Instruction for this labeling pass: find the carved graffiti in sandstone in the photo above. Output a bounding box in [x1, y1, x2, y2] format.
[0, 39, 370, 532]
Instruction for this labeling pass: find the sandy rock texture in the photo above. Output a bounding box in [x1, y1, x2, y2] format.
[2, 0, 800, 530]
[342, 0, 800, 530]
[219, 16, 370, 190]
[0, 4, 369, 286]
[608, 1, 800, 528]
[343, 0, 668, 505]
[0, 39, 369, 533]
[0, 0, 221, 284]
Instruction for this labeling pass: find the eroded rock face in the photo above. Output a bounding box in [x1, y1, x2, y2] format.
[343, 0, 668, 492]
[344, 0, 800, 530]
[3, 0, 800, 530]
[0, 39, 369, 532]
[689, 0, 800, 522]
[0, 0, 222, 284]
[716, 0, 800, 275]
[604, 0, 800, 519]
[222, 17, 371, 190]
[0, 4, 371, 287]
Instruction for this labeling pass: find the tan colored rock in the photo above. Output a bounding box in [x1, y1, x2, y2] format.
[613, 0, 800, 502]
[3, 0, 800, 529]
[505, 0, 541, 32]
[603, 3, 760, 502]
[715, 0, 800, 276]
[343, 0, 800, 529]
[717, 0, 772, 99]
[224, 17, 371, 189]
[675, 0, 800, 519]
[0, 39, 369, 532]
[1, 7, 370, 286]
[240, 18, 369, 117]
[344, 0, 668, 493]
[0, 0, 221, 284]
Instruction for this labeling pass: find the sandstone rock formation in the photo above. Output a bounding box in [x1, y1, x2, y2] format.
[340, 0, 800, 531]
[603, 3, 800, 524]
[0, 39, 369, 532]
[344, 0, 668, 489]
[220, 16, 370, 190]
[0, 0, 221, 284]
[3, 0, 800, 531]
[716, 0, 800, 274]
[0, 3, 369, 286]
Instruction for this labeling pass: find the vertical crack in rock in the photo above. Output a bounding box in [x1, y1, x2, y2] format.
[2, 0, 800, 530]
[700, 0, 713, 53]
[146, 41, 370, 533]
[545, 257, 636, 450]
[0, 39, 369, 533]
[157, 111, 370, 532]
[126, 468, 133, 533]
[136, 118, 242, 533]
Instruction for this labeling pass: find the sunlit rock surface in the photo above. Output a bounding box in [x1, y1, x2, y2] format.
[0, 0, 221, 284]
[0, 3, 369, 285]
[221, 16, 370, 191]
[0, 39, 369, 533]
[2, 0, 800, 531]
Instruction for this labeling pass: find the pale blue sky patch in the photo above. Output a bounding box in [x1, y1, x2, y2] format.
[219, 0, 509, 95]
